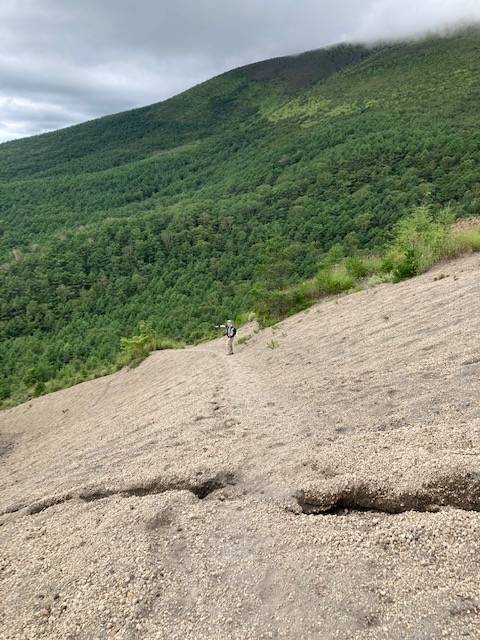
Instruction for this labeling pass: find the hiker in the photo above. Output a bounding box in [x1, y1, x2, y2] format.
[217, 320, 237, 355]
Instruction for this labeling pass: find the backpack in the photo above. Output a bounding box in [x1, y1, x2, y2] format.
[227, 326, 237, 338]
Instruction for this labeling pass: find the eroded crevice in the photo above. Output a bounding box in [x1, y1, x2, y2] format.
[2, 472, 236, 518]
[5, 470, 480, 521]
[296, 472, 480, 516]
[463, 357, 480, 366]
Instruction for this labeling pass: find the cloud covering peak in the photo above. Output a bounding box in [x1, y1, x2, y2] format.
[1, 0, 479, 142]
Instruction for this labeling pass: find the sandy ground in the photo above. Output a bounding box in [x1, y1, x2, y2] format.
[0, 254, 479, 640]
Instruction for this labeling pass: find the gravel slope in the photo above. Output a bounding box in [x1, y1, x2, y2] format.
[1, 255, 479, 639]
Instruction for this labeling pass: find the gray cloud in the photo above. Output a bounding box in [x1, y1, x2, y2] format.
[1, 0, 479, 142]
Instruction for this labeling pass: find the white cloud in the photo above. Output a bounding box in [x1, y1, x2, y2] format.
[349, 0, 480, 42]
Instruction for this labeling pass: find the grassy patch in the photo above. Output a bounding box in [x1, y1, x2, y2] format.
[253, 209, 480, 326]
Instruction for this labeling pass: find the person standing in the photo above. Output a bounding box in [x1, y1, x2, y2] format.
[217, 320, 237, 355]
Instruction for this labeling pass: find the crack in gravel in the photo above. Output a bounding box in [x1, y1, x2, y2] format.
[296, 472, 480, 515]
[2, 472, 236, 518]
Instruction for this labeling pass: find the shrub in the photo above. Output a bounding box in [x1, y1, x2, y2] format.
[235, 311, 250, 325]
[345, 255, 384, 279]
[252, 285, 311, 326]
[119, 335, 153, 368]
[345, 256, 369, 279]
[386, 206, 453, 280]
[392, 246, 419, 280]
[119, 320, 184, 368]
[155, 337, 184, 350]
[315, 269, 354, 295]
[118, 320, 163, 368]
[33, 382, 46, 397]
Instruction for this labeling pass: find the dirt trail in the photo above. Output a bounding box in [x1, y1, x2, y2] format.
[1, 255, 480, 639]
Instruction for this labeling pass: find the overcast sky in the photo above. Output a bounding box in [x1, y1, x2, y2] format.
[1, 0, 479, 143]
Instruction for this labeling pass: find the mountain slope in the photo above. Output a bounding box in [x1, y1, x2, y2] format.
[0, 44, 371, 181]
[1, 29, 480, 403]
[1, 254, 479, 639]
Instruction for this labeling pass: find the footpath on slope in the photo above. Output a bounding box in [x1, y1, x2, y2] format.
[0, 254, 479, 640]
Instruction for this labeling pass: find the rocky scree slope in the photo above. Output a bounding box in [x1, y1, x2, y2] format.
[0, 255, 479, 639]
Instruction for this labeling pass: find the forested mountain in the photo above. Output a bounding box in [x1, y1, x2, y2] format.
[1, 28, 480, 403]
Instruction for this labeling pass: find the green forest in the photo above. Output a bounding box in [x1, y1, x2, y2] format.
[1, 28, 480, 405]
